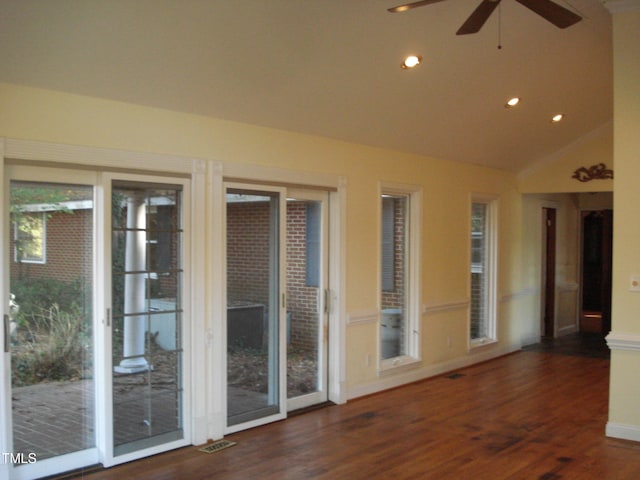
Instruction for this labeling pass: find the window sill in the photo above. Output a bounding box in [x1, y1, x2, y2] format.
[378, 356, 421, 377]
[470, 337, 498, 350]
[15, 259, 46, 265]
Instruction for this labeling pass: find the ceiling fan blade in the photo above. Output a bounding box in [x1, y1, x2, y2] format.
[388, 0, 447, 13]
[456, 0, 501, 35]
[515, 0, 581, 29]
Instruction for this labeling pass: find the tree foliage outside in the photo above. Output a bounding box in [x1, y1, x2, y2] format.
[10, 185, 90, 386]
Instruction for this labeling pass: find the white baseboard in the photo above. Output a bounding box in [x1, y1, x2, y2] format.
[607, 332, 640, 352]
[606, 422, 640, 442]
[347, 342, 520, 400]
[520, 333, 541, 347]
[191, 416, 209, 445]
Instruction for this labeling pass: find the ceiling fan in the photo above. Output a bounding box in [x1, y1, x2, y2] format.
[388, 0, 582, 35]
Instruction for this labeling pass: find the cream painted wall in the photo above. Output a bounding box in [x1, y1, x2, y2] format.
[0, 82, 527, 398]
[610, 9, 640, 334]
[518, 123, 614, 194]
[608, 6, 640, 437]
[577, 192, 613, 210]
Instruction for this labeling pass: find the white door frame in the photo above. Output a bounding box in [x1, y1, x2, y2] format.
[0, 138, 205, 479]
[215, 168, 347, 436]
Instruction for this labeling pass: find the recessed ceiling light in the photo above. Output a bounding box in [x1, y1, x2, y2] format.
[505, 97, 520, 108]
[401, 55, 422, 69]
[551, 113, 564, 123]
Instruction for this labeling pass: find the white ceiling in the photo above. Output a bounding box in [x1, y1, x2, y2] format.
[0, 0, 613, 172]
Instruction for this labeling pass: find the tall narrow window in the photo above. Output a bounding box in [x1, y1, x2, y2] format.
[380, 185, 421, 365]
[470, 197, 497, 344]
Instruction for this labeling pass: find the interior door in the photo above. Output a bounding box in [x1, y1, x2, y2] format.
[225, 184, 286, 432]
[4, 166, 99, 480]
[285, 190, 329, 412]
[542, 207, 556, 338]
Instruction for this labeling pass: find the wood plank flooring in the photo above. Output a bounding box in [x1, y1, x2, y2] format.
[67, 351, 640, 480]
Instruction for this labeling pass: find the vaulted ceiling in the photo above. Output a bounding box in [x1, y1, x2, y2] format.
[0, 0, 613, 172]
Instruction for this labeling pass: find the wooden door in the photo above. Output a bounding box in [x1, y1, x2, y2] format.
[580, 210, 613, 334]
[543, 208, 556, 338]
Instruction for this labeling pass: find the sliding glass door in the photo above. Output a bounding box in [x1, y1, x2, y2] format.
[225, 185, 286, 430]
[108, 178, 189, 461]
[2, 167, 191, 478]
[5, 166, 98, 480]
[224, 185, 331, 430]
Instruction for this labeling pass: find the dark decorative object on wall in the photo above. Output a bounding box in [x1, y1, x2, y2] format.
[572, 163, 614, 182]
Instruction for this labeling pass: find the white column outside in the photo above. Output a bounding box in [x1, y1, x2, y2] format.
[115, 193, 150, 374]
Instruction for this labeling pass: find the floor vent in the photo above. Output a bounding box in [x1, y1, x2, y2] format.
[446, 373, 465, 380]
[198, 439, 237, 454]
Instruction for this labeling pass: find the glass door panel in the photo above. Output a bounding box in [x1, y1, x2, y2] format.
[285, 191, 329, 411]
[226, 187, 284, 427]
[8, 177, 96, 473]
[110, 181, 184, 456]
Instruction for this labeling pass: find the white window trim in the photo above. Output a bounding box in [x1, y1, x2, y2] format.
[378, 182, 422, 372]
[469, 193, 499, 348]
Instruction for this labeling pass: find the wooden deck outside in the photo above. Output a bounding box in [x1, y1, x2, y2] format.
[68, 348, 640, 480]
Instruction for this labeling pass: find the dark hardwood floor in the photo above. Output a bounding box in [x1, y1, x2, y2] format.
[65, 339, 640, 480]
[522, 332, 610, 359]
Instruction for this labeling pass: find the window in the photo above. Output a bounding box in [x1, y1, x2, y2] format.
[381, 197, 396, 292]
[380, 185, 421, 366]
[14, 211, 46, 263]
[470, 197, 497, 344]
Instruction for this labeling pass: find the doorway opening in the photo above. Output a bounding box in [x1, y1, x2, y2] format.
[580, 210, 613, 335]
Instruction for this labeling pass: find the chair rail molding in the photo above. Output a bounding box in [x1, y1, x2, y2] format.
[347, 310, 378, 326]
[423, 298, 469, 314]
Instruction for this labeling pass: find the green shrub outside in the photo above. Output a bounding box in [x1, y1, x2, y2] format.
[11, 278, 92, 387]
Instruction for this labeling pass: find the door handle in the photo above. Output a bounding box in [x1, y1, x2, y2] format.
[4, 314, 9, 353]
[324, 289, 332, 314]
